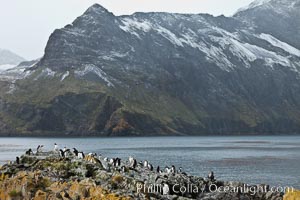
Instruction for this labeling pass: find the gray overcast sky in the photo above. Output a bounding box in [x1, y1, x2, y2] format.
[0, 0, 254, 60]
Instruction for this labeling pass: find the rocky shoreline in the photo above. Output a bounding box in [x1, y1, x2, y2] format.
[0, 148, 288, 200]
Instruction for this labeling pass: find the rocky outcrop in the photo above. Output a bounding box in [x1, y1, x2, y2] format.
[0, 151, 286, 200]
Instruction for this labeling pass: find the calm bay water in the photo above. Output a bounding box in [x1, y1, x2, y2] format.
[0, 136, 299, 188]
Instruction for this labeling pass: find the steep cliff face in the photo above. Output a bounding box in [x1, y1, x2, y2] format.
[0, 0, 300, 136]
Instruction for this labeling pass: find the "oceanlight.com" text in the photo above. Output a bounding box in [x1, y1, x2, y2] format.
[136, 183, 294, 196]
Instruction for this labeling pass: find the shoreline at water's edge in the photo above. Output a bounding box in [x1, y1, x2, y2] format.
[0, 133, 300, 138]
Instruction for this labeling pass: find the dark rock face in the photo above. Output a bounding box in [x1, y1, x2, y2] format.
[1, 0, 300, 136]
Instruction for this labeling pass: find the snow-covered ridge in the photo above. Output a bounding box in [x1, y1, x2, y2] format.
[235, 0, 298, 16]
[44, 68, 56, 77]
[34, 68, 56, 80]
[120, 18, 152, 33]
[236, 0, 272, 13]
[119, 16, 296, 71]
[0, 60, 37, 82]
[209, 30, 293, 69]
[259, 33, 300, 57]
[0, 69, 33, 81]
[119, 17, 201, 48]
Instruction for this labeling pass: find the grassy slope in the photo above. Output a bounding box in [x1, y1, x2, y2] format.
[0, 68, 202, 136]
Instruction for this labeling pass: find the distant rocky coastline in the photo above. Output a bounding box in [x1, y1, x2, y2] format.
[0, 147, 291, 200]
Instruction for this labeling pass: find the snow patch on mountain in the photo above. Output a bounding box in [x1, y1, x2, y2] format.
[259, 33, 300, 57]
[0, 59, 38, 82]
[0, 66, 34, 82]
[181, 32, 207, 51]
[120, 17, 187, 46]
[242, 42, 291, 67]
[120, 18, 152, 38]
[120, 17, 198, 47]
[230, 39, 257, 64]
[101, 51, 129, 61]
[34, 68, 56, 80]
[43, 68, 56, 77]
[75, 64, 114, 87]
[5, 60, 37, 80]
[207, 28, 294, 69]
[120, 18, 152, 33]
[155, 26, 184, 47]
[236, 0, 272, 13]
[61, 71, 70, 81]
[206, 46, 235, 71]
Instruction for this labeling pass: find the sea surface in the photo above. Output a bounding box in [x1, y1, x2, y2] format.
[0, 136, 299, 188]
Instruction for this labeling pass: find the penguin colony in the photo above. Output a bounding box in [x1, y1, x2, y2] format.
[23, 143, 215, 191]
[24, 144, 193, 175]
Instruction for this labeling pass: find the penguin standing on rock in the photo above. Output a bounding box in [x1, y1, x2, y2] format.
[171, 165, 176, 174]
[63, 148, 71, 157]
[54, 143, 58, 152]
[36, 145, 44, 154]
[78, 152, 85, 159]
[72, 148, 79, 156]
[129, 156, 136, 167]
[132, 159, 137, 168]
[59, 149, 65, 158]
[208, 171, 215, 181]
[94, 157, 102, 166]
[117, 158, 121, 167]
[144, 160, 149, 168]
[156, 166, 160, 173]
[114, 158, 121, 167]
[164, 166, 169, 173]
[129, 156, 134, 164]
[148, 163, 154, 171]
[177, 167, 182, 173]
[53, 143, 58, 152]
[25, 149, 33, 155]
[109, 158, 115, 165]
[16, 157, 20, 164]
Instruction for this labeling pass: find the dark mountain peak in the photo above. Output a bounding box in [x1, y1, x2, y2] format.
[84, 3, 113, 16]
[71, 3, 115, 26]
